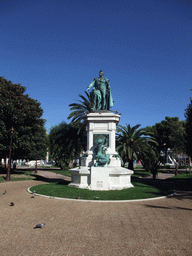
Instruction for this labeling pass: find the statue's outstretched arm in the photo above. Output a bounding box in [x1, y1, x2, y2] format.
[87, 80, 95, 91]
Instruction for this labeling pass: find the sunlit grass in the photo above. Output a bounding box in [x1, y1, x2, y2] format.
[0, 176, 4, 183]
[131, 170, 151, 178]
[30, 182, 172, 201]
[0, 168, 36, 182]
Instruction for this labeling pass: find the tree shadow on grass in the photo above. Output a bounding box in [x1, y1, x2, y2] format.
[32, 174, 70, 185]
[0, 167, 34, 175]
[144, 191, 168, 196]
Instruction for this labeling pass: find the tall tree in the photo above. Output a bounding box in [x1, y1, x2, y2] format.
[49, 122, 86, 169]
[0, 77, 47, 163]
[116, 124, 157, 170]
[185, 99, 192, 158]
[138, 135, 160, 179]
[146, 117, 186, 164]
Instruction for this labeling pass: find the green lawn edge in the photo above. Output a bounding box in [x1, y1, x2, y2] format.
[29, 182, 173, 201]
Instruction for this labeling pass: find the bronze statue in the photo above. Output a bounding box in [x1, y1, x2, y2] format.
[93, 137, 110, 167]
[87, 70, 113, 110]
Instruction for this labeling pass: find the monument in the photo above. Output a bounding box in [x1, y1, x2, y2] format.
[87, 70, 113, 111]
[69, 71, 134, 190]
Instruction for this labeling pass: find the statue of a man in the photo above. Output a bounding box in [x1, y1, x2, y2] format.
[87, 70, 113, 110]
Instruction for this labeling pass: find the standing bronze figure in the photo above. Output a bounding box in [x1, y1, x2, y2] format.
[87, 70, 113, 110]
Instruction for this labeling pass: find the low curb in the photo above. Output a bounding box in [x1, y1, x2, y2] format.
[27, 186, 173, 203]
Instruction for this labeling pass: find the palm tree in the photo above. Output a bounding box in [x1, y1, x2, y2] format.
[116, 124, 157, 170]
[68, 91, 93, 129]
[138, 139, 160, 179]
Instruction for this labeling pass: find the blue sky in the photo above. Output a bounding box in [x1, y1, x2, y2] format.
[1, 0, 192, 133]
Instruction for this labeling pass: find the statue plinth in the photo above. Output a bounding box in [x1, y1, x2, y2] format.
[69, 111, 134, 191]
[83, 111, 121, 167]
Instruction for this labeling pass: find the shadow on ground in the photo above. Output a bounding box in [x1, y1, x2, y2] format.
[132, 176, 192, 191]
[0, 167, 70, 185]
[145, 204, 192, 211]
[33, 174, 70, 185]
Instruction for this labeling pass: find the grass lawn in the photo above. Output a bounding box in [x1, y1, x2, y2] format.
[0, 168, 36, 182]
[132, 170, 151, 178]
[0, 176, 35, 182]
[0, 176, 5, 183]
[134, 166, 144, 170]
[166, 173, 192, 179]
[29, 182, 172, 201]
[165, 173, 192, 190]
[0, 167, 72, 183]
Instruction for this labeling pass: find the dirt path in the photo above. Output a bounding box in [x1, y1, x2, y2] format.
[0, 180, 192, 256]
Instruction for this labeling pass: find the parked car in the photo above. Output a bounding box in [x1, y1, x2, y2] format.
[46, 161, 55, 165]
[27, 160, 45, 167]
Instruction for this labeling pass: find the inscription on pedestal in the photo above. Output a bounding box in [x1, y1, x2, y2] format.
[97, 181, 103, 188]
[90, 167, 109, 190]
[95, 123, 108, 129]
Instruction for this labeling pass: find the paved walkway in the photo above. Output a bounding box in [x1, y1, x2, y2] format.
[0, 173, 192, 255]
[37, 170, 71, 182]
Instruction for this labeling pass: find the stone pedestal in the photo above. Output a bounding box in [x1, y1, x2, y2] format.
[90, 167, 109, 190]
[69, 111, 134, 190]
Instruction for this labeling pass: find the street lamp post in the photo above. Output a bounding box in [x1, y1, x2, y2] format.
[6, 127, 15, 181]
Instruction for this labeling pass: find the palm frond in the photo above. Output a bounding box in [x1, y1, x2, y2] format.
[67, 92, 93, 131]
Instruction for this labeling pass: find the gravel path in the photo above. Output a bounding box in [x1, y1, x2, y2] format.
[0, 177, 192, 255]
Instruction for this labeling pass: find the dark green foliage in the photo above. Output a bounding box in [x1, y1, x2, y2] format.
[49, 122, 86, 168]
[145, 117, 186, 164]
[139, 117, 186, 178]
[141, 117, 186, 178]
[116, 124, 158, 171]
[0, 77, 47, 160]
[67, 91, 93, 129]
[185, 99, 192, 158]
[139, 142, 160, 179]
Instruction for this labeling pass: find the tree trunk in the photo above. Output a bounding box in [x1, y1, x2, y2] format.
[13, 161, 16, 173]
[5, 157, 8, 169]
[152, 171, 156, 180]
[128, 159, 134, 170]
[35, 157, 37, 174]
[175, 165, 178, 176]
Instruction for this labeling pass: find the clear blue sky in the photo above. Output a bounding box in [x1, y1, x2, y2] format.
[1, 0, 192, 133]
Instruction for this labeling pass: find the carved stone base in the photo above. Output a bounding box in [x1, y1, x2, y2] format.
[68, 111, 134, 191]
[68, 166, 134, 191]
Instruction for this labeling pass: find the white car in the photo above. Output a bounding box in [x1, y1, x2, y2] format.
[27, 160, 44, 167]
